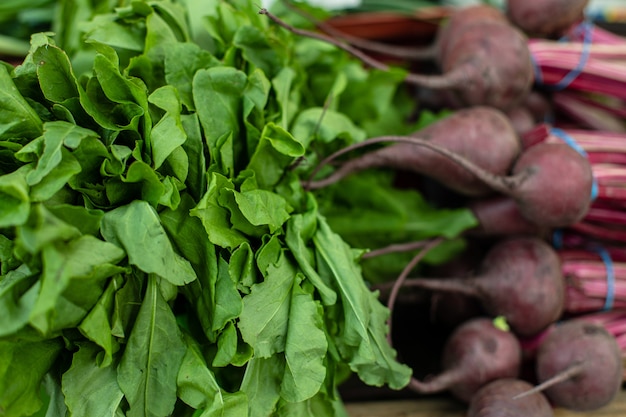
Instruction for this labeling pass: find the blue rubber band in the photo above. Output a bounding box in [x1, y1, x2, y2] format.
[552, 229, 564, 249]
[589, 245, 615, 311]
[550, 127, 599, 202]
[533, 19, 593, 91]
[530, 53, 543, 85]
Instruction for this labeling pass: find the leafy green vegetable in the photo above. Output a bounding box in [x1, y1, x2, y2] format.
[0, 1, 477, 416]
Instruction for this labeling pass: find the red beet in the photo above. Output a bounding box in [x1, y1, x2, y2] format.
[402, 237, 565, 337]
[523, 320, 623, 411]
[308, 133, 593, 229]
[261, 6, 534, 110]
[409, 317, 522, 402]
[468, 378, 554, 417]
[306, 106, 520, 197]
[506, 0, 589, 37]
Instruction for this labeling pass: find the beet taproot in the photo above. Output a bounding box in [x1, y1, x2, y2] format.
[522, 320, 623, 411]
[409, 317, 522, 402]
[401, 237, 565, 337]
[468, 378, 554, 417]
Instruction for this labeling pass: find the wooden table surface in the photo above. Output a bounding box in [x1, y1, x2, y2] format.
[345, 389, 626, 416]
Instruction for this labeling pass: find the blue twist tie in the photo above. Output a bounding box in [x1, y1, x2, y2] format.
[533, 19, 593, 91]
[550, 127, 599, 202]
[552, 229, 564, 249]
[589, 245, 615, 311]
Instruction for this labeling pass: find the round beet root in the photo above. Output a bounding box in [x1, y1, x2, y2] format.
[534, 320, 623, 411]
[404, 237, 565, 337]
[409, 317, 522, 402]
[510, 142, 593, 227]
[506, 0, 589, 37]
[468, 378, 554, 417]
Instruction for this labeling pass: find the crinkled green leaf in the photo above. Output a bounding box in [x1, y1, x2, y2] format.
[213, 256, 242, 333]
[193, 66, 246, 175]
[78, 275, 124, 367]
[29, 234, 126, 335]
[148, 85, 187, 170]
[233, 188, 292, 233]
[246, 123, 304, 189]
[100, 200, 197, 286]
[190, 172, 248, 250]
[238, 235, 293, 358]
[280, 280, 327, 403]
[313, 216, 411, 389]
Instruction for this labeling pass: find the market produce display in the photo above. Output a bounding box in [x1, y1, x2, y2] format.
[2, 0, 626, 416]
[0, 1, 476, 416]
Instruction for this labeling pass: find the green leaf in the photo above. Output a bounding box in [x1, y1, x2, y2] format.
[272, 67, 298, 130]
[0, 64, 42, 141]
[213, 256, 242, 333]
[16, 203, 81, 255]
[148, 85, 187, 170]
[291, 107, 366, 146]
[190, 172, 248, 250]
[229, 241, 256, 294]
[240, 356, 283, 417]
[284, 197, 336, 306]
[117, 275, 186, 417]
[100, 200, 197, 286]
[78, 275, 124, 367]
[246, 123, 304, 189]
[177, 332, 248, 416]
[233, 187, 292, 233]
[0, 167, 31, 228]
[29, 234, 126, 335]
[238, 237, 295, 358]
[62, 343, 124, 417]
[33, 42, 80, 103]
[233, 24, 282, 77]
[0, 264, 39, 337]
[193, 66, 246, 174]
[0, 338, 63, 417]
[280, 280, 327, 403]
[313, 216, 411, 389]
[164, 42, 220, 111]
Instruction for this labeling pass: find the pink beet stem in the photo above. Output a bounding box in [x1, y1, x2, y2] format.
[574, 280, 626, 300]
[588, 153, 626, 165]
[596, 185, 626, 200]
[583, 206, 626, 225]
[569, 222, 626, 243]
[562, 260, 626, 279]
[565, 287, 626, 313]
